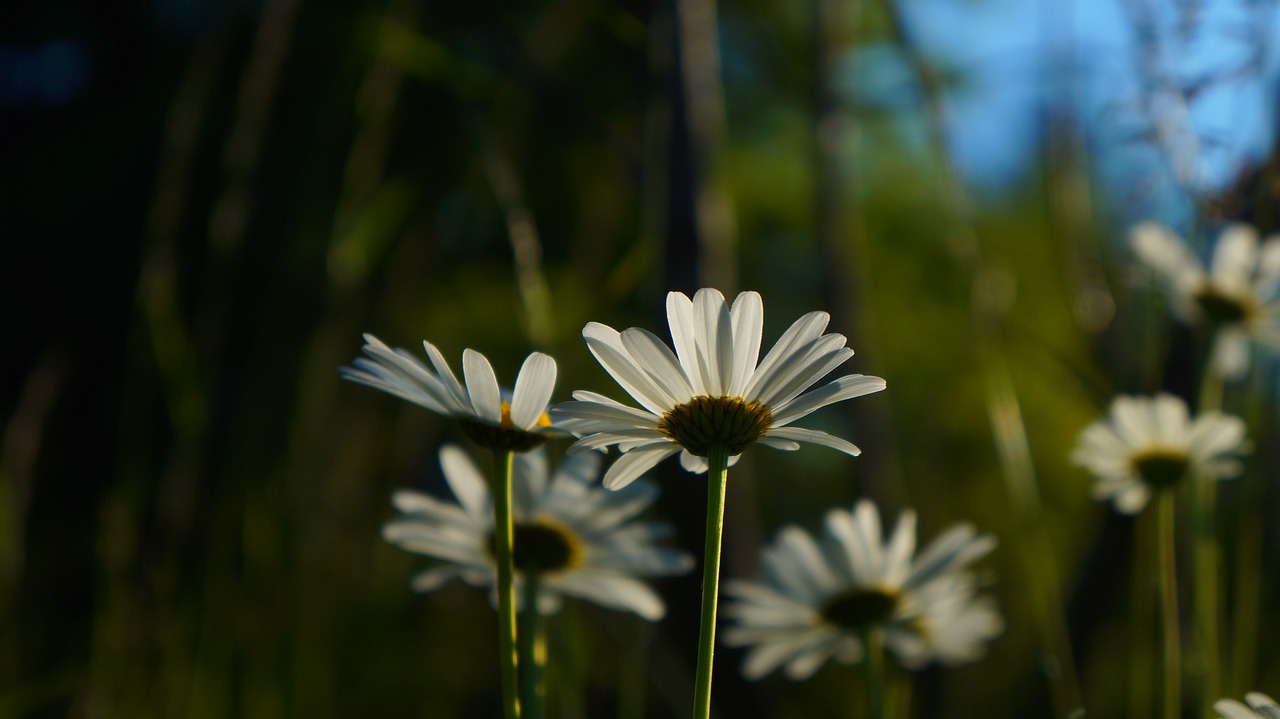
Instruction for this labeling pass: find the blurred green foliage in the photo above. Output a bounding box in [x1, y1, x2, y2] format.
[3, 0, 1279, 717]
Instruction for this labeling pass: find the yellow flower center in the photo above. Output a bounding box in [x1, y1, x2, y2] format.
[657, 395, 773, 456]
[1130, 448, 1191, 489]
[488, 519, 582, 575]
[821, 588, 901, 631]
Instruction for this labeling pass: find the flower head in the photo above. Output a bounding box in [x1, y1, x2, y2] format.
[1217, 692, 1280, 719]
[383, 445, 694, 620]
[551, 289, 886, 488]
[1072, 393, 1248, 514]
[343, 334, 560, 451]
[1132, 222, 1280, 379]
[722, 501, 1001, 680]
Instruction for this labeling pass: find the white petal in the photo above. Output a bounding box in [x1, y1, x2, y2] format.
[744, 311, 830, 400]
[462, 349, 502, 422]
[439, 445, 493, 520]
[512, 448, 549, 513]
[728, 291, 764, 395]
[410, 565, 470, 592]
[1211, 330, 1251, 381]
[421, 340, 473, 412]
[666, 291, 706, 395]
[603, 444, 680, 489]
[552, 571, 667, 620]
[509, 352, 557, 429]
[1215, 700, 1261, 719]
[693, 288, 734, 396]
[554, 394, 660, 427]
[766, 426, 862, 456]
[584, 323, 680, 414]
[1211, 224, 1259, 289]
[620, 327, 695, 403]
[771, 374, 887, 427]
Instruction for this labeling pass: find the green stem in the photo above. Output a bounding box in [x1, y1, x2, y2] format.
[1195, 364, 1223, 714]
[519, 572, 545, 719]
[861, 629, 886, 719]
[493, 450, 521, 719]
[1156, 491, 1181, 719]
[692, 446, 730, 719]
[1128, 510, 1154, 719]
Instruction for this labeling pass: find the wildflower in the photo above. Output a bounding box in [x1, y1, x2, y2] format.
[342, 334, 559, 451]
[722, 501, 1001, 680]
[1216, 692, 1280, 719]
[1132, 222, 1280, 380]
[552, 289, 886, 488]
[1071, 393, 1247, 514]
[383, 444, 694, 620]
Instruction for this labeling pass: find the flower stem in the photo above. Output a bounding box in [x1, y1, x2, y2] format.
[492, 449, 521, 719]
[692, 445, 730, 719]
[861, 629, 886, 719]
[519, 572, 545, 719]
[1194, 367, 1223, 714]
[1156, 491, 1181, 719]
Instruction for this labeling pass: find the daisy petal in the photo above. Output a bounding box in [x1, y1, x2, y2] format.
[439, 445, 493, 519]
[462, 349, 502, 422]
[693, 288, 733, 396]
[603, 444, 680, 490]
[771, 374, 887, 427]
[509, 352, 557, 429]
[666, 291, 706, 395]
[728, 291, 764, 395]
[766, 426, 862, 456]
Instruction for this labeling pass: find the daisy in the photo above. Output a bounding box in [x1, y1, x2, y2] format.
[1071, 393, 1248, 514]
[383, 444, 694, 620]
[722, 500, 1001, 680]
[1217, 693, 1280, 719]
[551, 288, 886, 489]
[342, 334, 559, 451]
[1131, 221, 1280, 380]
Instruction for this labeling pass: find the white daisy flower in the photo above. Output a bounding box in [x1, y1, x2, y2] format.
[721, 500, 1001, 680]
[1217, 692, 1280, 719]
[342, 334, 560, 451]
[1071, 393, 1248, 514]
[551, 288, 887, 488]
[1131, 221, 1280, 379]
[383, 444, 694, 620]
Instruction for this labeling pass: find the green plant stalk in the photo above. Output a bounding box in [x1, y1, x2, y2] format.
[1194, 367, 1223, 714]
[1128, 509, 1155, 719]
[493, 450, 521, 719]
[1156, 491, 1181, 719]
[692, 445, 730, 719]
[861, 629, 886, 719]
[519, 572, 545, 719]
[1229, 362, 1264, 695]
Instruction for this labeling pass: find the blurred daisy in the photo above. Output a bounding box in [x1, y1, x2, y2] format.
[343, 334, 559, 451]
[722, 501, 1001, 680]
[383, 444, 694, 620]
[1071, 393, 1248, 514]
[1217, 692, 1280, 719]
[551, 289, 886, 488]
[1132, 222, 1280, 380]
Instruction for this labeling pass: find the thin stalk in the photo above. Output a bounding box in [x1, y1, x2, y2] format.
[1194, 365, 1223, 714]
[1228, 362, 1264, 694]
[493, 450, 521, 719]
[692, 445, 730, 719]
[1156, 491, 1181, 719]
[1128, 509, 1155, 719]
[861, 629, 886, 719]
[520, 572, 545, 719]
